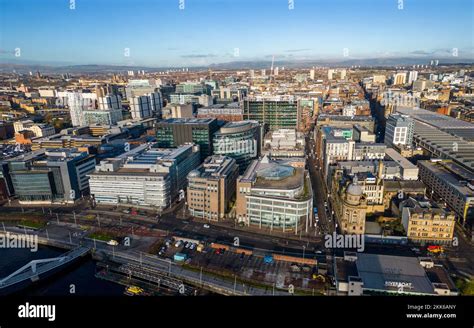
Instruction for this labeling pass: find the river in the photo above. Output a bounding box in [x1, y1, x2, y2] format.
[0, 245, 124, 296]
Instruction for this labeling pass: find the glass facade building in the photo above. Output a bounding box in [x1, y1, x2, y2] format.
[213, 120, 261, 174]
[155, 118, 219, 159]
[4, 149, 96, 204]
[243, 97, 300, 131]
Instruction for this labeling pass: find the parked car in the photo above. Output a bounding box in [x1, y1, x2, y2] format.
[189, 243, 196, 250]
[203, 224, 210, 229]
[175, 240, 183, 247]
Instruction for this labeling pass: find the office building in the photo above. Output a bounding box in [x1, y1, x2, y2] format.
[162, 103, 194, 119]
[170, 93, 212, 106]
[353, 125, 376, 143]
[395, 107, 474, 172]
[262, 129, 305, 158]
[13, 120, 55, 137]
[175, 82, 211, 95]
[235, 156, 313, 234]
[212, 120, 261, 173]
[197, 103, 243, 122]
[243, 96, 300, 131]
[89, 143, 201, 209]
[316, 114, 375, 132]
[400, 197, 455, 245]
[384, 114, 414, 148]
[211, 87, 247, 104]
[4, 149, 96, 204]
[125, 79, 159, 100]
[385, 148, 419, 180]
[418, 160, 474, 231]
[187, 155, 239, 220]
[155, 118, 220, 159]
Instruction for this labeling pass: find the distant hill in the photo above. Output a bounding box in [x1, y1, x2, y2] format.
[0, 57, 473, 74]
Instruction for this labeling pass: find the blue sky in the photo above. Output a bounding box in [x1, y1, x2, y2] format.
[0, 0, 473, 67]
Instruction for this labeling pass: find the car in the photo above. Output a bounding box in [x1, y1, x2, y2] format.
[214, 249, 221, 255]
[189, 243, 196, 250]
[175, 240, 183, 247]
[158, 251, 164, 256]
[315, 250, 323, 254]
[185, 242, 191, 249]
[107, 240, 119, 246]
[203, 224, 210, 229]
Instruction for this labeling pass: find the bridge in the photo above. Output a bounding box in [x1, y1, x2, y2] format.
[0, 246, 90, 295]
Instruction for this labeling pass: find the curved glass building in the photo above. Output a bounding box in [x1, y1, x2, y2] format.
[212, 120, 261, 174]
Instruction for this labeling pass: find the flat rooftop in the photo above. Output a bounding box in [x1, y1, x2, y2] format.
[355, 253, 435, 295]
[418, 160, 474, 197]
[413, 121, 474, 171]
[159, 118, 216, 125]
[385, 148, 418, 170]
[241, 157, 306, 191]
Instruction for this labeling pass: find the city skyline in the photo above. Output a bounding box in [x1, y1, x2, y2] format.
[1, 0, 473, 67]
